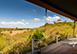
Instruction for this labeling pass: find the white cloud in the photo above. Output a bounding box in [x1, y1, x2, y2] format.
[25, 22, 30, 25]
[33, 10, 36, 12]
[0, 21, 29, 27]
[32, 18, 40, 22]
[44, 15, 60, 21]
[22, 19, 25, 22]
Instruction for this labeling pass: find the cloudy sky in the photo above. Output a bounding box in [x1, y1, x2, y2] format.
[0, 0, 74, 28]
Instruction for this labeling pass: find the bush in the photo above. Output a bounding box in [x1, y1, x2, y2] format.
[32, 30, 44, 39]
[10, 30, 12, 33]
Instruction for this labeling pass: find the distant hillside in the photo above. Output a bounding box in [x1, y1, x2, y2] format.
[37, 22, 77, 37]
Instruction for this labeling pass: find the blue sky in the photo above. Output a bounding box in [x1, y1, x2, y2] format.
[0, 0, 74, 28]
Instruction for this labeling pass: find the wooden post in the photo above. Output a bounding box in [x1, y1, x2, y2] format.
[73, 20, 75, 38]
[67, 33, 68, 39]
[37, 43, 41, 54]
[56, 34, 58, 44]
[32, 38, 34, 54]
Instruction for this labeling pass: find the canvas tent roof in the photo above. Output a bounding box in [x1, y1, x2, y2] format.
[26, 0, 77, 21]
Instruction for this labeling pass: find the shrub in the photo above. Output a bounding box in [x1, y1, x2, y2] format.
[32, 30, 44, 40]
[10, 30, 12, 33]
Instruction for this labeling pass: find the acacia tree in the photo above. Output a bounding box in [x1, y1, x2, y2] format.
[16, 27, 18, 30]
[29, 30, 44, 40]
[32, 30, 44, 39]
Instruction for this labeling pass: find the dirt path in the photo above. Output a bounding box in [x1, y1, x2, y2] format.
[1, 30, 29, 35]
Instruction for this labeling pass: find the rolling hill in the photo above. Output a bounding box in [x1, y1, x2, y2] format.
[0, 21, 77, 54]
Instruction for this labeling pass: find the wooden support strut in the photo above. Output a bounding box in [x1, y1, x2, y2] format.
[32, 38, 34, 54]
[45, 9, 47, 23]
[73, 21, 76, 38]
[56, 34, 58, 44]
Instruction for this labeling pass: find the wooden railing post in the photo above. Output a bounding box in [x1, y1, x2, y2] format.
[32, 38, 34, 54]
[67, 33, 68, 39]
[37, 43, 41, 54]
[56, 34, 58, 44]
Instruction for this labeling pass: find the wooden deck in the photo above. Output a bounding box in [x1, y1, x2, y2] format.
[27, 38, 77, 54]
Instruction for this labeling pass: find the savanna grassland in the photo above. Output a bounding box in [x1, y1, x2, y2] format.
[0, 21, 77, 54]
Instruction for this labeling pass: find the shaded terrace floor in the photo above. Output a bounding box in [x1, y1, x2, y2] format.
[27, 38, 77, 54]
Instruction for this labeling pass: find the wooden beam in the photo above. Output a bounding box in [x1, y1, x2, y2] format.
[26, 0, 77, 21]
